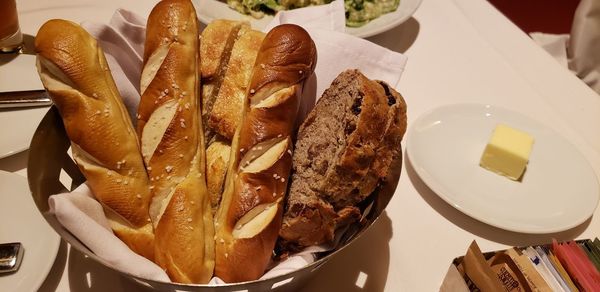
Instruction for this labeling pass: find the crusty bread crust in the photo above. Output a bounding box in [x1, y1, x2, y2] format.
[200, 20, 244, 142]
[318, 72, 389, 208]
[356, 81, 407, 202]
[280, 69, 407, 248]
[208, 26, 264, 140]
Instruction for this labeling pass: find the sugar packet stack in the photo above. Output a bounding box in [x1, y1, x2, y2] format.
[440, 238, 600, 291]
[47, 1, 407, 285]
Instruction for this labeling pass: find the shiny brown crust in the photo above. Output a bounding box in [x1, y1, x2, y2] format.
[137, 0, 214, 283]
[214, 24, 317, 283]
[34, 19, 155, 260]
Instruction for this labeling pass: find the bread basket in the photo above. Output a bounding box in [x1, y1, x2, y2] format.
[27, 106, 402, 291]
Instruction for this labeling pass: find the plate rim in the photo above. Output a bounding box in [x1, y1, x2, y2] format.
[406, 103, 600, 234]
[0, 170, 61, 292]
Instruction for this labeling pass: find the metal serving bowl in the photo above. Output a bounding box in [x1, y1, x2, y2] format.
[27, 106, 401, 291]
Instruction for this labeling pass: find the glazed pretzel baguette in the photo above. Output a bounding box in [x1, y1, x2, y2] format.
[136, 0, 214, 283]
[214, 24, 317, 283]
[34, 19, 154, 260]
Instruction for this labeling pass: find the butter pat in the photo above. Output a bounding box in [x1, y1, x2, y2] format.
[480, 124, 534, 180]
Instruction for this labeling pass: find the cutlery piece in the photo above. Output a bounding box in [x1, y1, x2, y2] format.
[0, 242, 24, 273]
[0, 90, 52, 109]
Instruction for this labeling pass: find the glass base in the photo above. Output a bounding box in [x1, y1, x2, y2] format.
[0, 28, 23, 53]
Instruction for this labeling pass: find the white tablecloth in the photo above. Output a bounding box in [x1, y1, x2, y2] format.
[1, 0, 599, 291]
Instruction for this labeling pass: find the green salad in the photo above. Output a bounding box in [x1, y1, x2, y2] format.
[225, 0, 400, 27]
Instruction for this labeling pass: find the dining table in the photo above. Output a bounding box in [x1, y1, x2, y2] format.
[1, 0, 600, 291]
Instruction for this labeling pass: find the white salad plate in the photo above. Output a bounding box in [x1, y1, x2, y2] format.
[0, 170, 60, 291]
[406, 104, 600, 234]
[193, 0, 422, 38]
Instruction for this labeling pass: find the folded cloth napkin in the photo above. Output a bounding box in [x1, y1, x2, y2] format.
[568, 0, 600, 93]
[530, 0, 600, 95]
[48, 3, 407, 284]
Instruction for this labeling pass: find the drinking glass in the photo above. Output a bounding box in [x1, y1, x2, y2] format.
[0, 0, 23, 53]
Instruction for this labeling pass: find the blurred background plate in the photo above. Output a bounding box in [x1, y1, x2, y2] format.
[193, 0, 422, 38]
[0, 170, 60, 292]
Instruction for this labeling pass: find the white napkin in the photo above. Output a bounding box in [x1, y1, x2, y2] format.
[530, 0, 600, 94]
[568, 0, 600, 93]
[48, 3, 407, 285]
[529, 32, 569, 68]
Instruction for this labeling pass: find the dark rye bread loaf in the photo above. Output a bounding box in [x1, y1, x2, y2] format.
[279, 69, 407, 248]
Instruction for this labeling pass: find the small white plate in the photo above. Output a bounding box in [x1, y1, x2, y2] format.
[193, 0, 422, 38]
[0, 170, 60, 291]
[407, 104, 600, 234]
[0, 53, 49, 159]
[0, 107, 49, 159]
